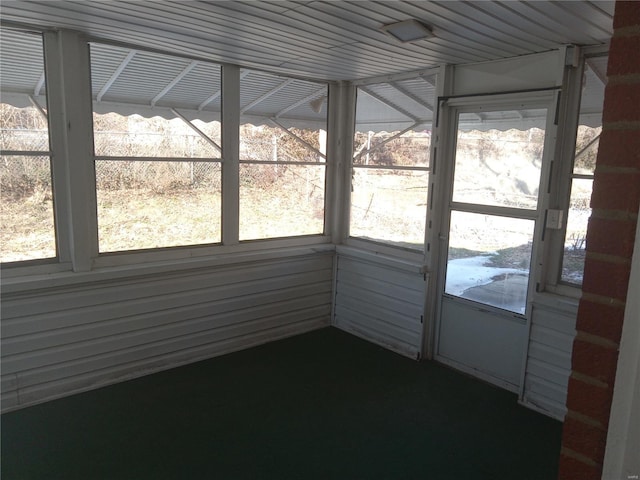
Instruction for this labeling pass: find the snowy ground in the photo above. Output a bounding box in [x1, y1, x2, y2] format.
[445, 255, 529, 314]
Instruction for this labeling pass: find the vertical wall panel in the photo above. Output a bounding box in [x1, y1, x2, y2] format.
[521, 300, 578, 420]
[1, 251, 333, 412]
[333, 248, 426, 359]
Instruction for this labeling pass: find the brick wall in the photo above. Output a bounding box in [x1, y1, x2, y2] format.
[558, 1, 640, 479]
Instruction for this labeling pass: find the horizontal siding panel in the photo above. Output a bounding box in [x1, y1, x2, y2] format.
[1, 253, 333, 412]
[2, 286, 331, 359]
[334, 254, 425, 359]
[335, 288, 422, 323]
[3, 283, 331, 374]
[17, 317, 328, 409]
[1, 391, 19, 411]
[15, 305, 330, 389]
[337, 256, 425, 291]
[2, 256, 331, 319]
[337, 269, 424, 306]
[522, 301, 577, 420]
[528, 343, 572, 371]
[529, 325, 575, 354]
[335, 304, 420, 348]
[2, 374, 17, 393]
[525, 374, 568, 409]
[522, 392, 567, 421]
[530, 305, 577, 335]
[525, 358, 570, 389]
[2, 265, 332, 337]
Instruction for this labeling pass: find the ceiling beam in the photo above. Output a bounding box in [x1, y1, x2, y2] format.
[275, 86, 327, 118]
[389, 81, 433, 112]
[97, 50, 136, 102]
[241, 78, 295, 114]
[34, 72, 45, 96]
[151, 60, 199, 107]
[359, 86, 419, 122]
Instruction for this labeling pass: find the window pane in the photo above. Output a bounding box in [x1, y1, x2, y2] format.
[0, 29, 56, 263]
[239, 69, 327, 240]
[574, 125, 600, 175]
[560, 56, 606, 285]
[351, 76, 435, 249]
[0, 104, 49, 152]
[239, 165, 325, 240]
[240, 124, 325, 163]
[94, 113, 221, 158]
[96, 160, 221, 252]
[561, 178, 593, 284]
[1, 156, 56, 262]
[350, 169, 428, 250]
[90, 43, 222, 158]
[353, 130, 430, 167]
[453, 121, 546, 210]
[90, 43, 223, 253]
[445, 211, 534, 315]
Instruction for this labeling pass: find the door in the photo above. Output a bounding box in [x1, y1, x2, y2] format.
[435, 96, 555, 391]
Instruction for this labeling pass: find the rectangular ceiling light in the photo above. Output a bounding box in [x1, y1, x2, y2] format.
[381, 19, 433, 43]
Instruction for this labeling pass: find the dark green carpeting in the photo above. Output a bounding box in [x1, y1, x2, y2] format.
[1, 327, 562, 479]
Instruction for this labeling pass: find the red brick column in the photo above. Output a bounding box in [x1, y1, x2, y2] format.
[558, 1, 640, 479]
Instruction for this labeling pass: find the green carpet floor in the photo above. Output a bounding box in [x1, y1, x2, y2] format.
[1, 327, 562, 479]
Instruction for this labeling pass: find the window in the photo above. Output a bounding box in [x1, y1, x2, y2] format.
[90, 43, 222, 252]
[0, 29, 56, 263]
[560, 55, 606, 285]
[350, 75, 435, 251]
[239, 70, 327, 241]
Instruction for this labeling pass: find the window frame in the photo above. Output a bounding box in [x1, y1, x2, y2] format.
[2, 29, 333, 276]
[0, 28, 63, 268]
[345, 68, 439, 261]
[237, 69, 330, 242]
[541, 46, 608, 297]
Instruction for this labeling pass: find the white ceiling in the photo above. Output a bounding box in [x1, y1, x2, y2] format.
[1, 0, 614, 82]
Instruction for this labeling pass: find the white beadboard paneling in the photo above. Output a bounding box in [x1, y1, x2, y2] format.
[0, 1, 613, 81]
[333, 252, 426, 359]
[521, 302, 578, 421]
[1, 252, 333, 413]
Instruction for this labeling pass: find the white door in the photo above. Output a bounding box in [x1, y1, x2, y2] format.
[435, 95, 555, 391]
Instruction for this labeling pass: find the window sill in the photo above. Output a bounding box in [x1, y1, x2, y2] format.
[1, 239, 335, 295]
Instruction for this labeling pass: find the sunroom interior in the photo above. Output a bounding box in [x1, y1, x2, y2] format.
[1, 1, 638, 478]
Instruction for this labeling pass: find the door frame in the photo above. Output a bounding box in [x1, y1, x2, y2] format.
[429, 90, 560, 392]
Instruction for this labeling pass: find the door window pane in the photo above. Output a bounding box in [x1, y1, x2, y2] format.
[445, 211, 534, 314]
[453, 111, 546, 210]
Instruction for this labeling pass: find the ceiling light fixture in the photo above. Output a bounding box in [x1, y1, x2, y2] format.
[381, 19, 433, 43]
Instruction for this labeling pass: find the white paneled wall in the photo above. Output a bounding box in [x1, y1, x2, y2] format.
[333, 247, 426, 359]
[1, 249, 333, 412]
[521, 298, 578, 420]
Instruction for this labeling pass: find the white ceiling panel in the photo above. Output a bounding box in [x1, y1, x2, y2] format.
[0, 0, 613, 81]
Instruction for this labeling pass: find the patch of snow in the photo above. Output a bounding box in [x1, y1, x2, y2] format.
[445, 255, 528, 296]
